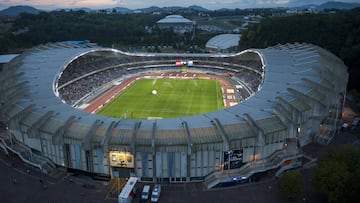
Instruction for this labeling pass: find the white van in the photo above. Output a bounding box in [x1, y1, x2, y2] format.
[141, 185, 151, 201]
[150, 184, 161, 202]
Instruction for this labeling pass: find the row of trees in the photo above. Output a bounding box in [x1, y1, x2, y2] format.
[239, 8, 360, 91]
[0, 11, 162, 51]
[0, 10, 217, 54]
[278, 145, 360, 203]
[1, 8, 359, 90]
[312, 145, 360, 202]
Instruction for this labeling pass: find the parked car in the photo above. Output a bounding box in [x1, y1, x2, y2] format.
[141, 185, 151, 201]
[150, 184, 161, 202]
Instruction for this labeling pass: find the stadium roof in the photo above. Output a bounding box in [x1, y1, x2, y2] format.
[156, 15, 193, 24]
[9, 43, 348, 134]
[206, 34, 240, 50]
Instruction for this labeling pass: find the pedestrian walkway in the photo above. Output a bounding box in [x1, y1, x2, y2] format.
[0, 130, 358, 203]
[0, 151, 114, 203]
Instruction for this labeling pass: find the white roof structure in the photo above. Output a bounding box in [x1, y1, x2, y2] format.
[156, 15, 193, 24]
[1, 42, 348, 149]
[0, 54, 18, 64]
[206, 34, 241, 51]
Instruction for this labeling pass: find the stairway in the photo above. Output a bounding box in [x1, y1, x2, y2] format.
[0, 131, 57, 175]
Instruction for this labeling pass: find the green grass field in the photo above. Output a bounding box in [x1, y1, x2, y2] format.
[97, 78, 224, 119]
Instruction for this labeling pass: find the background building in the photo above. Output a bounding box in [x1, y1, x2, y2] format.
[0, 54, 18, 72]
[206, 34, 241, 53]
[156, 15, 194, 34]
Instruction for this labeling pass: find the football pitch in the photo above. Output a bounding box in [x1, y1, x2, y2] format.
[97, 78, 224, 119]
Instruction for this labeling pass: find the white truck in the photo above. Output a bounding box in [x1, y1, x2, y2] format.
[118, 177, 138, 203]
[150, 184, 161, 202]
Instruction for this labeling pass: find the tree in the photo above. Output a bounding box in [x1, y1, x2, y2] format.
[312, 145, 360, 203]
[278, 170, 305, 200]
[238, 9, 360, 91]
[312, 160, 350, 202]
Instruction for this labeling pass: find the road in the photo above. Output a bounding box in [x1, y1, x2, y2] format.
[0, 131, 357, 203]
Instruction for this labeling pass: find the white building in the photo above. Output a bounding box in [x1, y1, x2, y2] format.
[206, 34, 241, 53]
[156, 15, 194, 34]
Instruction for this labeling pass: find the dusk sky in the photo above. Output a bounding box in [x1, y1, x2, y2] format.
[0, 0, 359, 11]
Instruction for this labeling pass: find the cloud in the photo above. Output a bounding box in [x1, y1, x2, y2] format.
[113, 0, 126, 3]
[0, 0, 356, 10]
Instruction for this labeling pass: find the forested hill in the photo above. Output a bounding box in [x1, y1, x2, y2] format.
[0, 10, 213, 56]
[239, 8, 360, 91]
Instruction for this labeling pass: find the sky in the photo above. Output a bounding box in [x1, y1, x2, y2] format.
[0, 0, 359, 11]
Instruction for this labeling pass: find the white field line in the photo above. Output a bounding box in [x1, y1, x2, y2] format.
[216, 81, 221, 110]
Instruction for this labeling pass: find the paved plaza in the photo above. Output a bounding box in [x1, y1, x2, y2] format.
[0, 131, 357, 203]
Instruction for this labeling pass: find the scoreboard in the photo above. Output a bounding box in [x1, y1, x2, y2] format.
[175, 60, 193, 67]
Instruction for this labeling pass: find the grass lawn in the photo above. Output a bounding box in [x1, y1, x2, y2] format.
[97, 78, 224, 119]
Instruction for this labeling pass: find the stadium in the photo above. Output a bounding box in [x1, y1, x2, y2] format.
[0, 41, 348, 189]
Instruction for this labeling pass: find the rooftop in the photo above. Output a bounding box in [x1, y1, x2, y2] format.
[156, 15, 193, 24]
[0, 54, 18, 64]
[206, 34, 241, 50]
[5, 42, 348, 142]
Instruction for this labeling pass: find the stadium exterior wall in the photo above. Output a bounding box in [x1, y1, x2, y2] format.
[0, 42, 348, 188]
